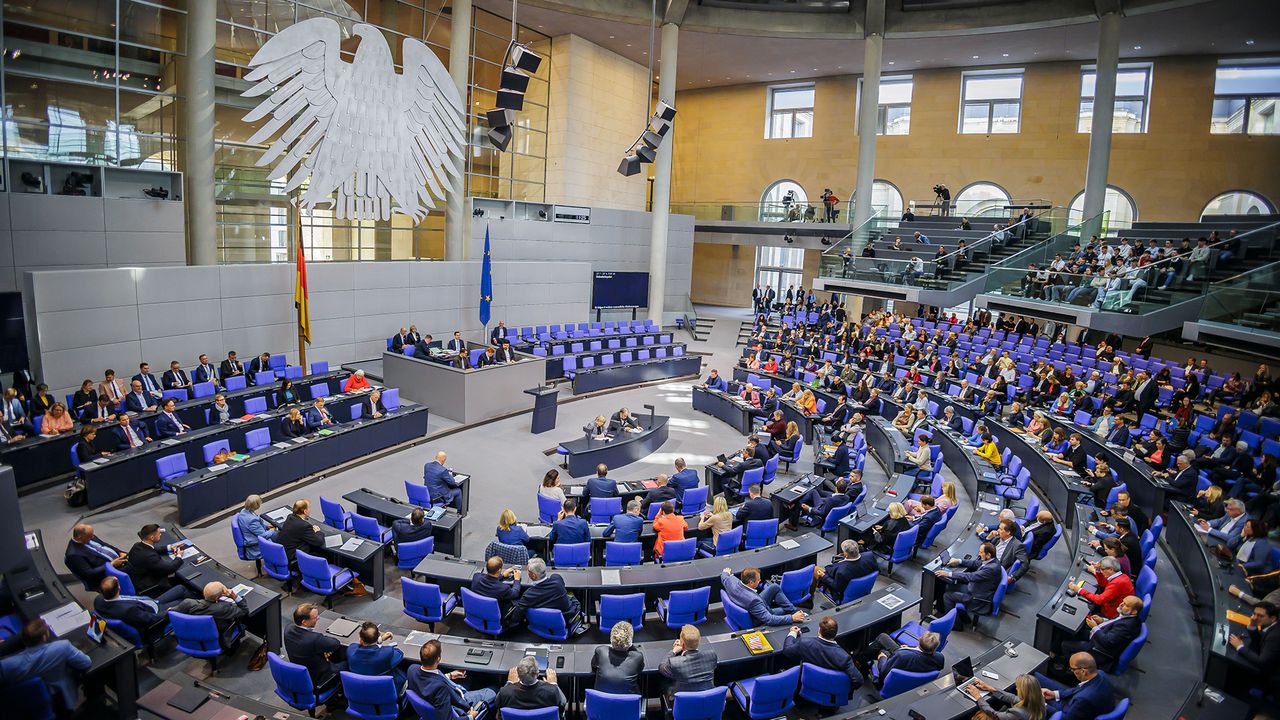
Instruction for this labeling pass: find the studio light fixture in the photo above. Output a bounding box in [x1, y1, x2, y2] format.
[617, 0, 677, 176]
[143, 187, 169, 200]
[485, 0, 544, 151]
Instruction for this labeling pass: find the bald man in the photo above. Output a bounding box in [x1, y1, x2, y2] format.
[1035, 652, 1116, 719]
[1066, 596, 1144, 673]
[423, 451, 463, 509]
[173, 581, 249, 651]
[64, 523, 127, 591]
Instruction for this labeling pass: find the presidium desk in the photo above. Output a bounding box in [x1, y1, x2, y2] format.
[382, 345, 548, 424]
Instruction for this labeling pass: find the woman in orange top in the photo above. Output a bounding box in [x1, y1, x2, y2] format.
[651, 502, 688, 559]
[40, 402, 74, 435]
[797, 389, 818, 415]
[342, 369, 372, 392]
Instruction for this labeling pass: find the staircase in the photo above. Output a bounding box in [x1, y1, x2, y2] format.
[1122, 244, 1280, 314]
[917, 225, 1049, 289]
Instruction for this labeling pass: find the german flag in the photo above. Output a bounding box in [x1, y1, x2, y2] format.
[295, 229, 310, 344]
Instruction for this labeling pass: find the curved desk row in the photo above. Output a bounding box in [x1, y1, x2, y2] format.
[570, 355, 703, 394]
[1033, 503, 1102, 654]
[170, 401, 429, 524]
[692, 386, 755, 435]
[543, 342, 688, 381]
[0, 369, 348, 488]
[557, 416, 670, 478]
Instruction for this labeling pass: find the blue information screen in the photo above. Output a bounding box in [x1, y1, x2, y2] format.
[592, 271, 650, 310]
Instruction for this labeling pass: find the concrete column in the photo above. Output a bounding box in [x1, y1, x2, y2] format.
[1082, 11, 1122, 223]
[851, 0, 885, 230]
[445, 0, 473, 261]
[647, 22, 678, 324]
[182, 0, 216, 265]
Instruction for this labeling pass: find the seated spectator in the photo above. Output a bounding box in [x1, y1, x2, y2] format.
[652, 502, 688, 560]
[1062, 595, 1144, 672]
[1034, 653, 1116, 720]
[496, 656, 567, 715]
[783, 616, 862, 697]
[658, 625, 718, 699]
[736, 484, 775, 525]
[1076, 557, 1134, 619]
[109, 412, 151, 450]
[305, 397, 336, 429]
[124, 379, 157, 413]
[172, 581, 249, 652]
[81, 394, 116, 424]
[471, 556, 523, 622]
[495, 509, 533, 552]
[72, 426, 110, 464]
[281, 407, 308, 438]
[155, 398, 191, 438]
[508, 558, 584, 633]
[605, 500, 645, 544]
[407, 640, 497, 719]
[235, 494, 276, 560]
[641, 474, 680, 517]
[39, 403, 74, 436]
[0, 619, 91, 712]
[697, 495, 734, 555]
[393, 507, 435, 546]
[817, 540, 878, 602]
[871, 631, 944, 688]
[548, 499, 590, 547]
[93, 575, 173, 643]
[347, 621, 405, 692]
[209, 394, 233, 424]
[126, 524, 188, 599]
[283, 603, 346, 690]
[343, 370, 372, 393]
[592, 622, 644, 694]
[720, 566, 806, 627]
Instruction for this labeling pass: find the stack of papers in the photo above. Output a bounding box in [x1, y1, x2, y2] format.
[41, 603, 89, 638]
[404, 630, 435, 646]
[323, 534, 343, 548]
[779, 539, 801, 550]
[601, 569, 622, 585]
[231, 583, 254, 599]
[208, 463, 229, 472]
[340, 537, 364, 552]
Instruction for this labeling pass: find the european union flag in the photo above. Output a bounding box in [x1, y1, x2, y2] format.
[479, 227, 493, 327]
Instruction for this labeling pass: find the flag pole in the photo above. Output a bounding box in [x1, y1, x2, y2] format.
[293, 197, 308, 370]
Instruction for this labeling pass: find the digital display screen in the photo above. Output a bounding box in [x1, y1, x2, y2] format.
[592, 271, 650, 309]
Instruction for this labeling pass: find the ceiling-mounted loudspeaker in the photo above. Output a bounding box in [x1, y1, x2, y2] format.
[640, 129, 663, 149]
[487, 125, 513, 151]
[651, 120, 671, 137]
[487, 108, 515, 129]
[510, 44, 543, 74]
[635, 145, 657, 163]
[653, 101, 676, 122]
[501, 66, 531, 94]
[496, 89, 524, 111]
[618, 155, 642, 176]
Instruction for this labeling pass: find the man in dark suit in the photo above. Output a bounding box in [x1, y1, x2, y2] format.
[1104, 417, 1131, 447]
[305, 397, 336, 429]
[755, 388, 780, 419]
[793, 477, 851, 529]
[407, 640, 498, 719]
[817, 540, 878, 602]
[132, 362, 164, 402]
[1062, 595, 1143, 672]
[284, 602, 347, 689]
[155, 399, 191, 438]
[640, 474, 680, 517]
[910, 496, 945, 549]
[1158, 453, 1198, 501]
[1035, 653, 1116, 720]
[670, 458, 700, 494]
[363, 389, 388, 419]
[391, 508, 434, 546]
[872, 631, 945, 688]
[782, 616, 863, 692]
[475, 347, 499, 368]
[126, 524, 186, 598]
[65, 523, 128, 591]
[1228, 600, 1280, 687]
[548, 500, 590, 546]
[247, 352, 273, 384]
[489, 322, 508, 346]
[585, 464, 619, 506]
[424, 451, 464, 509]
[1051, 433, 1091, 475]
[716, 436, 768, 495]
[446, 331, 467, 354]
[609, 408, 643, 433]
[1134, 372, 1158, 418]
[93, 575, 176, 643]
[347, 621, 406, 691]
[658, 625, 718, 699]
[162, 360, 192, 393]
[470, 556, 523, 622]
[81, 394, 115, 424]
[276, 500, 325, 581]
[172, 581, 249, 651]
[934, 542, 1003, 626]
[193, 354, 219, 386]
[1024, 510, 1058, 559]
[392, 327, 411, 352]
[736, 484, 775, 525]
[406, 326, 423, 346]
[496, 342, 518, 363]
[220, 351, 245, 381]
[508, 558, 582, 631]
[124, 380, 156, 413]
[988, 518, 1030, 579]
[605, 500, 645, 543]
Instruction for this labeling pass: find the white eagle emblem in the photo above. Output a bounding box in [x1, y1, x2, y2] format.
[241, 17, 466, 222]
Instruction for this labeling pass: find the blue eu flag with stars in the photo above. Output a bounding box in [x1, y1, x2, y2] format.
[479, 227, 493, 327]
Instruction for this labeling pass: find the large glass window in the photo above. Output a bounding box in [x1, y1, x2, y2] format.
[1201, 191, 1276, 218]
[1078, 64, 1152, 133]
[960, 71, 1023, 134]
[858, 76, 912, 135]
[1211, 63, 1280, 135]
[847, 180, 904, 221]
[766, 84, 815, 139]
[755, 245, 805, 296]
[760, 180, 807, 222]
[1069, 186, 1137, 230]
[953, 182, 1011, 219]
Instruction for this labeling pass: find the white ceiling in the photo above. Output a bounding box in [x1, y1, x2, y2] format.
[475, 0, 1280, 88]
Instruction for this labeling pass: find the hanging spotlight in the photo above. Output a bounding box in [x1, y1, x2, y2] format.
[616, 103, 677, 176]
[485, 41, 543, 150]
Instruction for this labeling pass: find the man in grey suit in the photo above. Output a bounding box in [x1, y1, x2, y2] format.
[1198, 498, 1249, 550]
[658, 624, 718, 699]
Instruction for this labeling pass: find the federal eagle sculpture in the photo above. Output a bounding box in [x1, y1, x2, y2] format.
[242, 17, 466, 222]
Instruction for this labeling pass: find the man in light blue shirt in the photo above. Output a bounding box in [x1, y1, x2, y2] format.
[0, 619, 92, 711]
[914, 232, 931, 245]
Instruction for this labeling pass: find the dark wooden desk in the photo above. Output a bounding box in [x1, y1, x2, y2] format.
[557, 416, 670, 477]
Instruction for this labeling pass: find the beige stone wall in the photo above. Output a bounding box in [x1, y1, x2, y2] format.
[544, 34, 652, 210]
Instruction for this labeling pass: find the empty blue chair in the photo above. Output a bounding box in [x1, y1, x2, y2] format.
[537, 493, 561, 523]
[527, 607, 570, 641]
[349, 404, 363, 421]
[341, 672, 403, 720]
[781, 563, 816, 604]
[820, 503, 854, 538]
[730, 665, 801, 719]
[599, 593, 645, 630]
[761, 454, 780, 484]
[880, 667, 941, 698]
[585, 690, 643, 720]
[891, 606, 957, 651]
[202, 439, 231, 465]
[721, 590, 754, 631]
[657, 586, 710, 627]
[605, 541, 642, 566]
[351, 513, 392, 543]
[104, 617, 144, 649]
[461, 587, 503, 636]
[681, 486, 708, 511]
[1135, 565, 1158, 600]
[778, 435, 805, 472]
[255, 371, 276, 386]
[382, 388, 400, 411]
[269, 651, 338, 714]
[662, 538, 697, 563]
[698, 526, 742, 557]
[500, 707, 559, 720]
[397, 537, 435, 572]
[320, 496, 353, 531]
[842, 571, 878, 603]
[246, 427, 271, 451]
[310, 383, 330, 400]
[244, 396, 268, 414]
[799, 662, 854, 711]
[400, 577, 455, 631]
[284, 365, 304, 380]
[876, 524, 920, 573]
[671, 687, 728, 720]
[225, 374, 247, 391]
[739, 466, 765, 498]
[171, 611, 238, 671]
[590, 496, 622, 519]
[743, 519, 779, 549]
[260, 538, 295, 585]
[192, 381, 216, 398]
[154, 453, 188, 489]
[161, 389, 188, 403]
[296, 550, 356, 608]
[553, 542, 591, 568]
[406, 481, 433, 508]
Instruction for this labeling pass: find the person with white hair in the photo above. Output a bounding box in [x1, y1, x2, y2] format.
[591, 622, 644, 694]
[495, 655, 567, 714]
[343, 368, 372, 392]
[508, 558, 584, 633]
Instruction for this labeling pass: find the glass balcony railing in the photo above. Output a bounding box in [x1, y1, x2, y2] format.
[1196, 262, 1280, 335]
[670, 200, 885, 225]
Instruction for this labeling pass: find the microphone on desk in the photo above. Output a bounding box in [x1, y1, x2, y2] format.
[643, 403, 656, 428]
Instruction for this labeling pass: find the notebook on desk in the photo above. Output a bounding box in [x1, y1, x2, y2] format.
[325, 618, 360, 638]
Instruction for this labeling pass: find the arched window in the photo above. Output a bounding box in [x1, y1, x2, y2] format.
[1201, 190, 1275, 218]
[953, 182, 1011, 219]
[760, 180, 807, 222]
[1068, 186, 1137, 230]
[847, 180, 904, 222]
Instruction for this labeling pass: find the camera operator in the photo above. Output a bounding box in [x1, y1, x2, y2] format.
[934, 183, 951, 216]
[821, 189, 841, 223]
